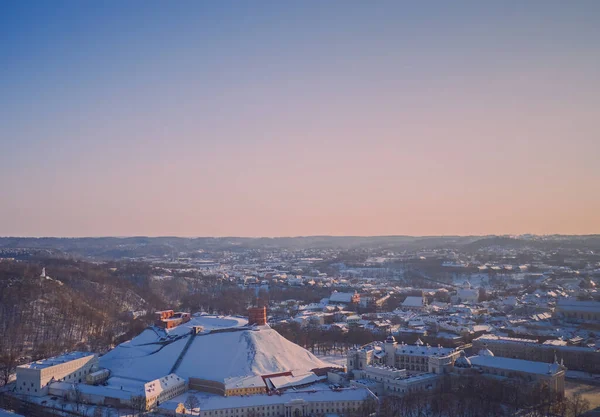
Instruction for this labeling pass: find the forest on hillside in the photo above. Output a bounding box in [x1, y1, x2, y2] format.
[0, 259, 169, 386]
[0, 257, 338, 387]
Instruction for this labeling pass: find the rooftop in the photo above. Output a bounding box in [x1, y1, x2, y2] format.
[18, 352, 95, 370]
[161, 385, 370, 411]
[469, 355, 564, 376]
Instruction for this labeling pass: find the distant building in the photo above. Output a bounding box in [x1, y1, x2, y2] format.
[47, 373, 186, 411]
[329, 291, 360, 304]
[347, 336, 460, 375]
[402, 295, 426, 311]
[454, 288, 479, 304]
[555, 299, 600, 321]
[155, 310, 191, 329]
[473, 334, 600, 373]
[144, 374, 187, 410]
[454, 350, 566, 394]
[16, 352, 98, 396]
[86, 369, 110, 385]
[347, 338, 566, 398]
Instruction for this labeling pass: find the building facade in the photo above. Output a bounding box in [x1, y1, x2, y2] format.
[16, 352, 98, 396]
[473, 335, 600, 373]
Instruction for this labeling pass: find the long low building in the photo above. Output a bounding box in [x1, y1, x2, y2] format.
[454, 350, 566, 394]
[157, 385, 373, 417]
[555, 299, 600, 322]
[473, 334, 600, 373]
[347, 338, 567, 399]
[16, 352, 98, 396]
[47, 373, 186, 411]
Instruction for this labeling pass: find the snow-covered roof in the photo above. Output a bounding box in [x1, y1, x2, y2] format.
[329, 292, 355, 303]
[396, 343, 455, 357]
[18, 352, 95, 370]
[268, 372, 323, 389]
[0, 410, 25, 417]
[144, 374, 185, 397]
[557, 299, 600, 313]
[402, 296, 424, 307]
[469, 355, 564, 376]
[161, 385, 370, 411]
[49, 381, 140, 400]
[457, 289, 478, 298]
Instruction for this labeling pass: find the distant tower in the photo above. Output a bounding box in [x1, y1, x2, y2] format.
[248, 306, 267, 326]
[40, 267, 46, 278]
[384, 334, 398, 367]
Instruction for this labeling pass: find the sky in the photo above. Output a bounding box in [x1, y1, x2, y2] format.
[1, 1, 599, 237]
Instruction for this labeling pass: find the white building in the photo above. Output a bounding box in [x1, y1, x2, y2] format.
[16, 352, 98, 396]
[347, 336, 460, 375]
[48, 373, 186, 411]
[401, 295, 426, 310]
[329, 291, 359, 304]
[347, 339, 567, 399]
[144, 374, 187, 410]
[454, 288, 479, 304]
[157, 385, 373, 417]
[351, 365, 440, 397]
[454, 349, 566, 394]
[555, 299, 600, 321]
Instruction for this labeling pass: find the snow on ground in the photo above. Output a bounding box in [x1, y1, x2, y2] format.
[167, 314, 248, 337]
[566, 370, 600, 384]
[127, 328, 162, 346]
[100, 336, 188, 380]
[565, 381, 600, 410]
[316, 353, 347, 368]
[0, 409, 25, 417]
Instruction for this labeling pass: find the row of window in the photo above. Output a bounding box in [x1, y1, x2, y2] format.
[197, 402, 360, 416]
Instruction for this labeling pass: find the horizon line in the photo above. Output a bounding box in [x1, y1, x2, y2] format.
[1, 234, 599, 239]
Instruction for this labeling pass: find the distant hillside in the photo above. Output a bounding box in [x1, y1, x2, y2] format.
[461, 235, 600, 252]
[0, 235, 598, 260]
[0, 236, 481, 258]
[0, 259, 164, 385]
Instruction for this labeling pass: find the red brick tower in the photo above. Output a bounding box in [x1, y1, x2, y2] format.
[248, 306, 267, 326]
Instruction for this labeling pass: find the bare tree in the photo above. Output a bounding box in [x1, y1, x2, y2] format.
[567, 393, 590, 417]
[70, 384, 84, 412]
[184, 395, 200, 416]
[130, 395, 146, 417]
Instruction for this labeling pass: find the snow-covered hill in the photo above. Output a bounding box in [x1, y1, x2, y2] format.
[100, 314, 337, 383]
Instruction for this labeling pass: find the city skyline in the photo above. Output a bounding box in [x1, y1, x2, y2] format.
[2, 1, 599, 237]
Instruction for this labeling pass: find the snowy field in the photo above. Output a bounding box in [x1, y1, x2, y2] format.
[316, 353, 347, 367]
[565, 381, 600, 410]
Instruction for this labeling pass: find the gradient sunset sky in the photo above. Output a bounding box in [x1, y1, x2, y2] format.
[1, 1, 599, 237]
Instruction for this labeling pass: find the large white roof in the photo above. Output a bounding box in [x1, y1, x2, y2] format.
[18, 352, 95, 370]
[469, 355, 562, 375]
[402, 296, 424, 307]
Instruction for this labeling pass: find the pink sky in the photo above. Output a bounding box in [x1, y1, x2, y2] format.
[1, 2, 599, 236]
